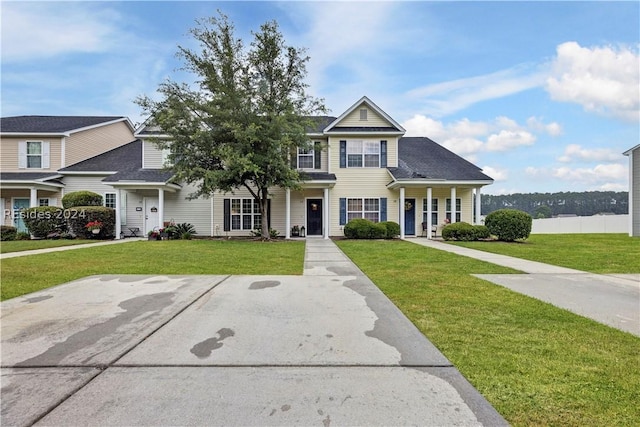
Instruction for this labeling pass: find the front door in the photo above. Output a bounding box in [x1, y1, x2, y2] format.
[404, 198, 416, 236]
[306, 199, 323, 236]
[13, 198, 30, 233]
[144, 197, 159, 234]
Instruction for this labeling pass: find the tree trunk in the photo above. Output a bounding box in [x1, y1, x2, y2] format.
[260, 189, 269, 240]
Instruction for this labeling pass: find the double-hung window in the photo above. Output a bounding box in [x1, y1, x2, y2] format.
[230, 198, 261, 231]
[297, 147, 314, 169]
[347, 198, 380, 223]
[27, 142, 42, 168]
[104, 193, 117, 209]
[346, 140, 380, 168]
[19, 141, 49, 169]
[446, 198, 461, 222]
[423, 198, 438, 225]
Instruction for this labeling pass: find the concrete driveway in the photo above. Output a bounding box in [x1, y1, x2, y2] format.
[1, 240, 506, 426]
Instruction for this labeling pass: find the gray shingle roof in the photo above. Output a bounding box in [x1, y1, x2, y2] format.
[0, 172, 61, 181]
[299, 172, 337, 182]
[103, 169, 175, 182]
[60, 140, 141, 172]
[390, 137, 493, 181]
[1, 116, 126, 133]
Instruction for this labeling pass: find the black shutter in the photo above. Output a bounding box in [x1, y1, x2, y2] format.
[314, 141, 321, 169]
[339, 140, 347, 168]
[380, 140, 387, 167]
[267, 199, 272, 229]
[223, 199, 230, 231]
[339, 198, 346, 225]
[380, 197, 387, 221]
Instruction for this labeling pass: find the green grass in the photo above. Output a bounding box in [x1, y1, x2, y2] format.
[448, 233, 640, 273]
[336, 239, 640, 427]
[0, 240, 304, 300]
[1, 239, 96, 254]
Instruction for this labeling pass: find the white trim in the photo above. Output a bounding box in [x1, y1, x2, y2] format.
[449, 187, 457, 224]
[628, 148, 634, 236]
[387, 179, 493, 189]
[285, 188, 291, 239]
[475, 187, 482, 225]
[323, 188, 329, 239]
[59, 171, 118, 175]
[60, 137, 66, 168]
[399, 187, 405, 239]
[426, 187, 433, 240]
[323, 96, 406, 133]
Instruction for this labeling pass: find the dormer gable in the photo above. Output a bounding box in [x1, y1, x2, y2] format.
[323, 96, 405, 136]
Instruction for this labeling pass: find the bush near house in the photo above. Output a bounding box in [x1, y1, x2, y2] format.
[22, 206, 68, 238]
[442, 222, 490, 241]
[1, 225, 17, 241]
[344, 219, 399, 239]
[67, 206, 115, 239]
[62, 191, 103, 209]
[485, 208, 532, 242]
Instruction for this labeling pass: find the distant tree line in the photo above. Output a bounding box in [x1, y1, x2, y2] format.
[481, 191, 629, 218]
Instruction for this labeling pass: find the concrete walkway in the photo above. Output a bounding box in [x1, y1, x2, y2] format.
[0, 237, 145, 259]
[406, 238, 640, 336]
[0, 238, 507, 426]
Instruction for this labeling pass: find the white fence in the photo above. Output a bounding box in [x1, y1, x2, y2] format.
[532, 215, 629, 234]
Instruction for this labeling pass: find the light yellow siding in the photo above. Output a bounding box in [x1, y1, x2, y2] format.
[143, 140, 164, 169]
[339, 106, 393, 128]
[0, 137, 62, 172]
[65, 121, 135, 167]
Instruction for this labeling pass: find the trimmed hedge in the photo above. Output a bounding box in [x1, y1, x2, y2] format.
[22, 206, 68, 238]
[62, 191, 103, 209]
[485, 209, 532, 242]
[1, 225, 17, 241]
[344, 219, 398, 239]
[442, 222, 490, 241]
[67, 206, 116, 239]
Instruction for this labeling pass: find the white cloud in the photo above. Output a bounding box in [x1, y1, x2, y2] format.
[486, 130, 536, 152]
[526, 117, 563, 136]
[558, 144, 622, 163]
[546, 41, 640, 122]
[481, 166, 508, 181]
[525, 163, 628, 191]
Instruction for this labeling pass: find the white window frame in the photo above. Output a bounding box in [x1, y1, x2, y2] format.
[104, 193, 117, 209]
[230, 198, 262, 231]
[19, 141, 50, 169]
[297, 147, 314, 169]
[347, 197, 380, 223]
[446, 198, 461, 222]
[38, 198, 49, 207]
[346, 140, 379, 168]
[423, 198, 438, 225]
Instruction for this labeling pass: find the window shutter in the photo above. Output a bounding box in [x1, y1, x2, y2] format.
[267, 199, 272, 229]
[18, 141, 27, 169]
[339, 140, 346, 168]
[339, 198, 346, 225]
[42, 142, 50, 169]
[314, 141, 321, 169]
[380, 198, 387, 222]
[223, 199, 230, 231]
[380, 140, 387, 168]
[49, 198, 58, 207]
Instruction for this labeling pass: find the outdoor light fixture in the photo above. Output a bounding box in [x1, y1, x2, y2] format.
[300, 226, 306, 237]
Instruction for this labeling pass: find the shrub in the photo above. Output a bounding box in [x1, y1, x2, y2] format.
[442, 222, 491, 241]
[16, 232, 31, 240]
[62, 191, 103, 209]
[22, 206, 68, 238]
[344, 219, 392, 239]
[485, 209, 532, 242]
[1, 225, 17, 241]
[67, 206, 115, 239]
[370, 222, 388, 239]
[379, 221, 400, 239]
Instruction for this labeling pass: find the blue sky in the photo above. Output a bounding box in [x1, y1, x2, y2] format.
[2, 1, 638, 195]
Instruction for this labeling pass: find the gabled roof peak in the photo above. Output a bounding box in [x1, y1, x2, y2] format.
[323, 96, 406, 134]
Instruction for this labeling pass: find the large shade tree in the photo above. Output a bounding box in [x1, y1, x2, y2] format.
[137, 12, 326, 239]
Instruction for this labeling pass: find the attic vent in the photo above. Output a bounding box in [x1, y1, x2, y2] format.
[359, 108, 368, 121]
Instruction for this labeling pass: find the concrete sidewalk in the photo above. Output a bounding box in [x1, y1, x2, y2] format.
[0, 237, 145, 259]
[406, 238, 640, 336]
[0, 239, 507, 426]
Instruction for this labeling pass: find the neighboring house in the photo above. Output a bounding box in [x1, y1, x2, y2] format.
[0, 116, 136, 232]
[623, 144, 640, 237]
[1, 97, 494, 239]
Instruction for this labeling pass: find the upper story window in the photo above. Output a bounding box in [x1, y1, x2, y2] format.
[359, 108, 368, 121]
[297, 147, 314, 169]
[347, 140, 380, 167]
[19, 141, 50, 169]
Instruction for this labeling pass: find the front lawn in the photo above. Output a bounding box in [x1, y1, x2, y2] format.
[448, 233, 640, 273]
[336, 239, 640, 427]
[0, 239, 96, 254]
[0, 240, 304, 300]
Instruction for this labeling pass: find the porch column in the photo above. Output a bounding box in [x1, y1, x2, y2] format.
[323, 188, 329, 239]
[115, 190, 122, 239]
[285, 188, 291, 239]
[475, 187, 482, 225]
[158, 188, 164, 230]
[450, 186, 457, 223]
[399, 187, 405, 239]
[30, 187, 38, 207]
[426, 187, 433, 239]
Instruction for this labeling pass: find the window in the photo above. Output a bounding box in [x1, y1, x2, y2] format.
[346, 140, 379, 168]
[39, 198, 49, 207]
[423, 198, 438, 225]
[297, 147, 314, 169]
[446, 198, 461, 222]
[230, 198, 261, 231]
[27, 141, 42, 168]
[359, 108, 368, 121]
[19, 141, 49, 169]
[347, 198, 380, 223]
[104, 193, 116, 209]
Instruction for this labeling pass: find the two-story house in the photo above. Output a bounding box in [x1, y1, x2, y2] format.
[0, 116, 136, 232]
[2, 97, 493, 239]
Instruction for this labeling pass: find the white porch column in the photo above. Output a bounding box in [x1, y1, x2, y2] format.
[475, 187, 482, 225]
[426, 187, 433, 239]
[323, 188, 329, 239]
[115, 190, 122, 239]
[399, 187, 405, 239]
[285, 188, 291, 239]
[158, 188, 165, 230]
[450, 186, 457, 223]
[30, 188, 38, 207]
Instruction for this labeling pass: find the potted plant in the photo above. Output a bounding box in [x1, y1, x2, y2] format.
[85, 220, 103, 235]
[291, 225, 300, 237]
[147, 229, 160, 240]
